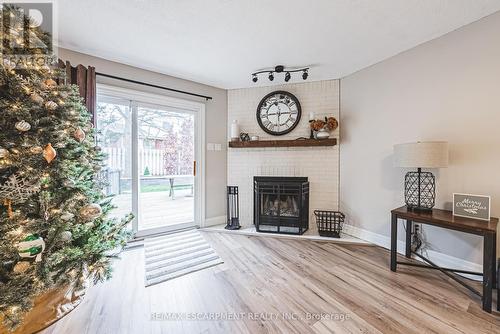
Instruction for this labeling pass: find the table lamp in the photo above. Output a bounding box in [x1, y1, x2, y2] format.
[394, 141, 449, 211]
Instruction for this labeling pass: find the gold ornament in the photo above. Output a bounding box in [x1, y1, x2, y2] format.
[13, 261, 30, 274]
[0, 148, 9, 158]
[43, 79, 57, 89]
[44, 101, 58, 111]
[15, 120, 31, 132]
[43, 143, 57, 163]
[30, 93, 44, 105]
[79, 203, 102, 220]
[30, 146, 43, 154]
[73, 128, 86, 143]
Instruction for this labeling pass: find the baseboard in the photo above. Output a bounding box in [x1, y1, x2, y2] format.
[343, 224, 483, 280]
[204, 215, 226, 227]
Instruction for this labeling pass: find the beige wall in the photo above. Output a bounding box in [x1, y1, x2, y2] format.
[340, 11, 500, 264]
[58, 48, 228, 222]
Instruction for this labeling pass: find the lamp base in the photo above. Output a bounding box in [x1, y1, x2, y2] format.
[404, 169, 435, 211]
[406, 205, 433, 212]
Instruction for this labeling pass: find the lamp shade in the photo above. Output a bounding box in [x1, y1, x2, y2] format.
[394, 141, 449, 168]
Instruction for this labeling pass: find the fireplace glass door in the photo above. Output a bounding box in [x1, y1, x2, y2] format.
[254, 177, 309, 235]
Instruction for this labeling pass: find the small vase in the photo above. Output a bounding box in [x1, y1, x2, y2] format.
[315, 128, 330, 140]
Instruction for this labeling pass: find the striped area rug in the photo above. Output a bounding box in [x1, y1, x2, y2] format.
[144, 229, 223, 287]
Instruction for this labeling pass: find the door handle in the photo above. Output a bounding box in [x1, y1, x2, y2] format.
[193, 160, 196, 177]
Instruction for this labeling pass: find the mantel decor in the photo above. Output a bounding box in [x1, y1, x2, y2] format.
[394, 141, 449, 211]
[256, 91, 301, 136]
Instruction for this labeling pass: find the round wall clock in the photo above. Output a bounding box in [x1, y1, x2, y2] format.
[256, 91, 301, 136]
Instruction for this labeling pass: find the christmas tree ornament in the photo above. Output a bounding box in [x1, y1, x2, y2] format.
[43, 78, 57, 89]
[80, 203, 102, 220]
[63, 179, 75, 188]
[0, 173, 40, 204]
[15, 120, 31, 132]
[55, 142, 66, 148]
[3, 199, 13, 218]
[73, 128, 86, 143]
[30, 93, 43, 105]
[60, 231, 72, 242]
[0, 148, 9, 158]
[17, 234, 45, 262]
[30, 146, 43, 154]
[13, 261, 30, 274]
[43, 143, 57, 163]
[60, 212, 74, 221]
[44, 100, 58, 110]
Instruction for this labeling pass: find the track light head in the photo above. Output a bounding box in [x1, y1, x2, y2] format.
[302, 70, 308, 80]
[252, 75, 258, 83]
[268, 72, 274, 81]
[284, 72, 291, 82]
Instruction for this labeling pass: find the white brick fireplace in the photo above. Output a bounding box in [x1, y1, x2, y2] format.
[227, 80, 339, 233]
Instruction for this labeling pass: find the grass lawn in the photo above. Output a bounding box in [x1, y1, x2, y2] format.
[140, 184, 193, 193]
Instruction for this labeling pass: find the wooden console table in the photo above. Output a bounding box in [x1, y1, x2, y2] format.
[390, 206, 498, 313]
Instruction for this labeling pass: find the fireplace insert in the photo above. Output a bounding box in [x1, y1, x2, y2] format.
[254, 176, 309, 235]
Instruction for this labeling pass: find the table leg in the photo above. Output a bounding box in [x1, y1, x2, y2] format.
[406, 219, 412, 258]
[391, 213, 397, 272]
[169, 178, 174, 199]
[492, 233, 497, 289]
[482, 232, 493, 313]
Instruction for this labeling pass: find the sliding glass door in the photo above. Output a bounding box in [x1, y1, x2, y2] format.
[95, 96, 133, 231]
[137, 103, 196, 232]
[96, 86, 202, 237]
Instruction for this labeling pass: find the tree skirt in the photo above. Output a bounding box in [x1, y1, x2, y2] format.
[0, 282, 87, 334]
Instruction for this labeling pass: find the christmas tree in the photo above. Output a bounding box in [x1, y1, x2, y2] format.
[0, 6, 132, 330]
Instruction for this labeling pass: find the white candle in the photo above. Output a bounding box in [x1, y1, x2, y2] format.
[309, 112, 315, 120]
[230, 120, 240, 141]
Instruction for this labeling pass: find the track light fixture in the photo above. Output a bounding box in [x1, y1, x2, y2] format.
[251, 65, 310, 83]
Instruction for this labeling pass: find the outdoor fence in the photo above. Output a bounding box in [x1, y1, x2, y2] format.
[103, 147, 192, 176]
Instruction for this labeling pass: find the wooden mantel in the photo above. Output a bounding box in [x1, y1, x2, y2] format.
[228, 138, 337, 148]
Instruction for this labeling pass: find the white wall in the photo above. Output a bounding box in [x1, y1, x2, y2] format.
[228, 80, 339, 232]
[58, 48, 228, 222]
[340, 11, 500, 264]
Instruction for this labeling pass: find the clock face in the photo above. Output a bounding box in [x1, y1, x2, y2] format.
[256, 91, 302, 136]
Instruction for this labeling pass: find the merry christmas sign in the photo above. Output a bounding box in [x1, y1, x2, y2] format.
[453, 193, 491, 221]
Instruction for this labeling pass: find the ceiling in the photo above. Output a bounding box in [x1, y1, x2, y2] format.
[57, 0, 500, 89]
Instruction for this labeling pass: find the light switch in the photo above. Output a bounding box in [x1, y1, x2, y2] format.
[207, 143, 215, 151]
[215, 143, 222, 151]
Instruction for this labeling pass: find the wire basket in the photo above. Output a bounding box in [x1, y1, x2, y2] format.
[314, 210, 345, 238]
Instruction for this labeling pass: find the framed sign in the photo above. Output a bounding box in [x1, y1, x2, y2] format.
[453, 193, 491, 221]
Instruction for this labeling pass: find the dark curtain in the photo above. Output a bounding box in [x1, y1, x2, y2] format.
[57, 59, 97, 125]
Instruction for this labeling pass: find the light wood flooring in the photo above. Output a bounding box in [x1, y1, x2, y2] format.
[41, 232, 500, 334]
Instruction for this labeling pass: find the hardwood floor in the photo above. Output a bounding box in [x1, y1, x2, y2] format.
[41, 232, 499, 334]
